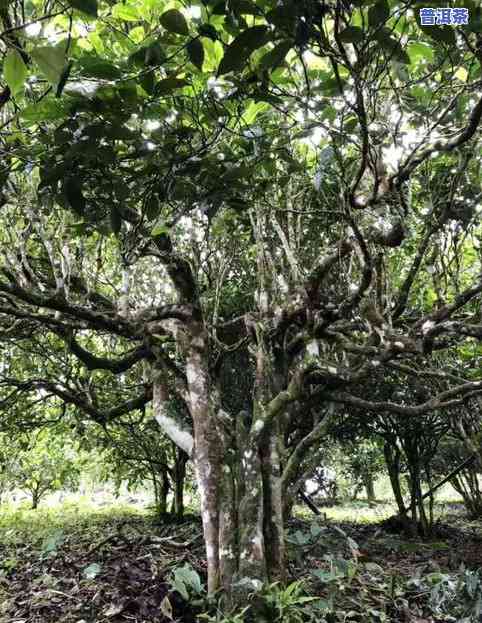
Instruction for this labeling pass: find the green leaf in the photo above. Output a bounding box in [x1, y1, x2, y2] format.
[145, 42, 166, 66]
[368, 0, 389, 26]
[312, 569, 343, 583]
[187, 38, 204, 70]
[160, 9, 189, 36]
[287, 529, 310, 545]
[217, 26, 270, 75]
[154, 76, 189, 95]
[151, 223, 169, 236]
[339, 26, 365, 43]
[31, 45, 66, 85]
[198, 23, 219, 41]
[4, 49, 28, 96]
[173, 565, 203, 596]
[344, 115, 358, 132]
[129, 43, 166, 68]
[321, 77, 344, 95]
[41, 530, 65, 554]
[171, 576, 189, 600]
[68, 0, 98, 17]
[21, 99, 69, 123]
[310, 523, 324, 537]
[258, 40, 292, 71]
[139, 69, 156, 95]
[407, 41, 434, 63]
[117, 79, 139, 102]
[242, 100, 269, 124]
[83, 562, 102, 579]
[79, 57, 122, 80]
[112, 3, 140, 21]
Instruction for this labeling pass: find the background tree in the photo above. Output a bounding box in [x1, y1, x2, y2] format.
[96, 417, 190, 518]
[2, 426, 82, 509]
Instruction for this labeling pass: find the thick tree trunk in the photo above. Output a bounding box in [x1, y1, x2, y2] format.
[236, 334, 286, 588]
[186, 324, 225, 595]
[153, 323, 299, 601]
[236, 436, 267, 584]
[260, 426, 286, 583]
[220, 339, 287, 599]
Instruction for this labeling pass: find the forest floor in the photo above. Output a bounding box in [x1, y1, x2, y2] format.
[0, 499, 481, 623]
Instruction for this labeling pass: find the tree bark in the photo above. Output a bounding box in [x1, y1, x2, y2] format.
[186, 322, 225, 595]
[160, 470, 170, 515]
[364, 473, 376, 504]
[171, 448, 187, 518]
[153, 321, 318, 600]
[384, 442, 406, 516]
[260, 428, 286, 583]
[31, 487, 40, 510]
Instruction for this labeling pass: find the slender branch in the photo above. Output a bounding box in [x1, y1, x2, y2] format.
[394, 95, 482, 186]
[325, 381, 482, 416]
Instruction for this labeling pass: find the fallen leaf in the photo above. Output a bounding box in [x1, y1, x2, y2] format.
[160, 595, 173, 620]
[103, 602, 126, 617]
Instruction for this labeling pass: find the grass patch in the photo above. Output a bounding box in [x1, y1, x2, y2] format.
[0, 497, 147, 548]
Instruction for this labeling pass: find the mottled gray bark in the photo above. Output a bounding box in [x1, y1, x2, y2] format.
[186, 323, 224, 595]
[261, 430, 285, 583]
[152, 321, 311, 599]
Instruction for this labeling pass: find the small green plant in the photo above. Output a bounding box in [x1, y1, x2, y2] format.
[198, 607, 250, 623]
[199, 580, 317, 623]
[40, 528, 65, 556]
[259, 580, 318, 622]
[0, 556, 17, 574]
[83, 562, 102, 580]
[424, 567, 482, 621]
[168, 563, 204, 602]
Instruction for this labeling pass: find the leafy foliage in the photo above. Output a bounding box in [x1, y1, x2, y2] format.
[0, 428, 84, 509]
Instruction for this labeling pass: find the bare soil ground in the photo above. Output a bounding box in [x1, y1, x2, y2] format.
[1, 503, 481, 622]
